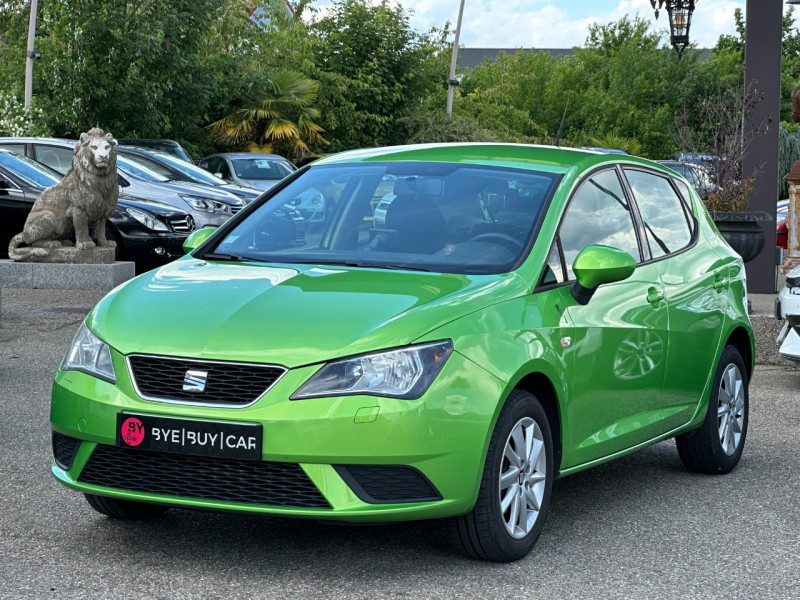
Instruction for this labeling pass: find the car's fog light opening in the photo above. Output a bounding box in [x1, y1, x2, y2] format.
[153, 246, 166, 256]
[334, 465, 442, 504]
[52, 432, 81, 470]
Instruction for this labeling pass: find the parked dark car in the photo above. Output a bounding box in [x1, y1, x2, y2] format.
[0, 137, 244, 228]
[115, 139, 194, 163]
[117, 147, 262, 202]
[658, 160, 716, 198]
[199, 152, 296, 191]
[0, 149, 193, 265]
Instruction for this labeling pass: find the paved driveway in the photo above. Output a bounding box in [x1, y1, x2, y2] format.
[1, 289, 798, 600]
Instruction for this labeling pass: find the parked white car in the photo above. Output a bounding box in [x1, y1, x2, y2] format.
[776, 265, 800, 361]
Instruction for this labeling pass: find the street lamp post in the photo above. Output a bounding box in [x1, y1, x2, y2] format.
[24, 0, 39, 108]
[446, 0, 466, 116]
[650, 0, 696, 59]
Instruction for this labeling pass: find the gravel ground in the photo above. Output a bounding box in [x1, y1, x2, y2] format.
[1, 288, 798, 600]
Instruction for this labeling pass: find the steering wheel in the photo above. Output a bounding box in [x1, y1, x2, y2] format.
[469, 232, 525, 253]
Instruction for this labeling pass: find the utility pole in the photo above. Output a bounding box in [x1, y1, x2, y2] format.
[446, 0, 466, 115]
[24, 0, 39, 108]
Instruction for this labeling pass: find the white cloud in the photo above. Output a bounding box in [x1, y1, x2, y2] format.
[307, 0, 747, 49]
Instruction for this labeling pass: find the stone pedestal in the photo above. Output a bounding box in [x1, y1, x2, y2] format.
[0, 260, 135, 315]
[782, 164, 800, 273]
[10, 245, 116, 264]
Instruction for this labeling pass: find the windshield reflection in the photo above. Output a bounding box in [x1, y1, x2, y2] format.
[213, 162, 559, 275]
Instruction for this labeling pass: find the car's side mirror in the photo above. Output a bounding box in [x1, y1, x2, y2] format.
[571, 245, 636, 305]
[182, 227, 218, 254]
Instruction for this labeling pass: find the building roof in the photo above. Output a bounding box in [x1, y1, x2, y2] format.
[457, 47, 711, 69]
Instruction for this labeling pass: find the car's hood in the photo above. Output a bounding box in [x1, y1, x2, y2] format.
[220, 182, 262, 200]
[89, 258, 526, 367]
[121, 179, 186, 206]
[242, 179, 279, 191]
[117, 195, 187, 217]
[159, 180, 242, 203]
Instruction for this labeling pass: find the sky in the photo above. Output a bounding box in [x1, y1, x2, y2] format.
[312, 0, 749, 49]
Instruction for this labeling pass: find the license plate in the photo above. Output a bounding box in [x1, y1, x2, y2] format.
[116, 413, 262, 461]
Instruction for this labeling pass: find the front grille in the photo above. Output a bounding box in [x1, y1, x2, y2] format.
[53, 432, 81, 470]
[127, 355, 285, 407]
[334, 465, 442, 504]
[168, 215, 195, 233]
[79, 444, 330, 508]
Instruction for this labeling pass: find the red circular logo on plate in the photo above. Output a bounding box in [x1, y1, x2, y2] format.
[120, 417, 145, 446]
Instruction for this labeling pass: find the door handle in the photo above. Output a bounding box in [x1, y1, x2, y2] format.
[647, 287, 664, 305]
[713, 273, 727, 292]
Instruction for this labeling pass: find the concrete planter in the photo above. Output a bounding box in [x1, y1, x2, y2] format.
[710, 210, 773, 263]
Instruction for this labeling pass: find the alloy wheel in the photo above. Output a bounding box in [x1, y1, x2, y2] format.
[717, 363, 745, 456]
[498, 417, 547, 539]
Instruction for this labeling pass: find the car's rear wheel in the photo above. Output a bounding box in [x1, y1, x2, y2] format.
[449, 389, 553, 562]
[675, 345, 748, 474]
[84, 493, 169, 519]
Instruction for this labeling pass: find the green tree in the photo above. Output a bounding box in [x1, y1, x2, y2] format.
[0, 0, 242, 153]
[207, 70, 326, 162]
[307, 0, 447, 151]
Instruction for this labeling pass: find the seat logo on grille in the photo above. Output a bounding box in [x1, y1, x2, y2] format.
[183, 369, 209, 393]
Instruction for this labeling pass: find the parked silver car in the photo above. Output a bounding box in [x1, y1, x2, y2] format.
[199, 152, 296, 191]
[117, 147, 262, 202]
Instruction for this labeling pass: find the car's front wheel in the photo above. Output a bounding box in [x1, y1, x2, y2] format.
[675, 345, 748, 474]
[449, 389, 553, 562]
[84, 494, 169, 519]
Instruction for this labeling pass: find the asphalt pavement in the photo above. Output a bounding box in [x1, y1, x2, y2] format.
[1, 287, 799, 600]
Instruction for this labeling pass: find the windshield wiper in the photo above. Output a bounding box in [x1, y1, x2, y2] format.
[198, 251, 249, 262]
[294, 259, 431, 272]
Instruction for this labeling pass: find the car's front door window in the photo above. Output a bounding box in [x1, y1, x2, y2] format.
[33, 145, 73, 175]
[559, 169, 641, 278]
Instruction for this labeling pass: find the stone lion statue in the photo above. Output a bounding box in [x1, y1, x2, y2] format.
[8, 127, 119, 262]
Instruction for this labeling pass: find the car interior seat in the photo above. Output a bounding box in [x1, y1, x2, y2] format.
[380, 194, 447, 254]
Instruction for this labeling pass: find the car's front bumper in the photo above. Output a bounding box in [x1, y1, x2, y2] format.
[776, 276, 800, 361]
[50, 349, 503, 522]
[117, 230, 188, 263]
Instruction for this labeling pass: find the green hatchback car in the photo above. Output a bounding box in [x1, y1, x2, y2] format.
[51, 144, 753, 562]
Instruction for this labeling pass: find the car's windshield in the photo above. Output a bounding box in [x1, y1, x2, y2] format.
[157, 153, 227, 186]
[118, 155, 170, 183]
[0, 152, 61, 189]
[231, 158, 295, 181]
[211, 162, 559, 275]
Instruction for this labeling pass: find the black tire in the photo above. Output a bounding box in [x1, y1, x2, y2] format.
[448, 389, 553, 562]
[676, 345, 748, 474]
[84, 493, 169, 519]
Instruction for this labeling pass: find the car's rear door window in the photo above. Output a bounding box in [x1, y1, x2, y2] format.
[624, 169, 693, 259]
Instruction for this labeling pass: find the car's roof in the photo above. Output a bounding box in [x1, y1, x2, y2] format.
[117, 138, 182, 145]
[0, 136, 76, 145]
[311, 143, 664, 174]
[203, 152, 291, 160]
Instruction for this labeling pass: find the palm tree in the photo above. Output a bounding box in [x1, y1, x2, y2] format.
[208, 70, 327, 161]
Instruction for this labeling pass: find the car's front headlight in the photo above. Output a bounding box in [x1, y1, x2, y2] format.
[61, 322, 116, 383]
[125, 207, 169, 231]
[291, 341, 453, 400]
[180, 195, 231, 214]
